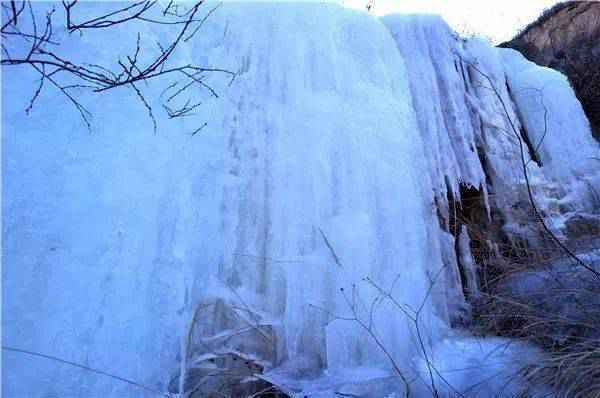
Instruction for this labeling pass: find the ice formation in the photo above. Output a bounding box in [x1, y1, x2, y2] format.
[3, 3, 599, 397]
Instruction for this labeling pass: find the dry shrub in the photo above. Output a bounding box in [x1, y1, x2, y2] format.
[463, 211, 600, 397]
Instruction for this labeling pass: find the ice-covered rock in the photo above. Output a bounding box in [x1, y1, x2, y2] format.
[500, 1, 600, 139]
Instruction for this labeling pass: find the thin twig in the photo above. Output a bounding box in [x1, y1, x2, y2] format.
[2, 345, 168, 397]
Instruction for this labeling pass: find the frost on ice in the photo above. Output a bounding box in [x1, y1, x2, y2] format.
[3, 3, 599, 397]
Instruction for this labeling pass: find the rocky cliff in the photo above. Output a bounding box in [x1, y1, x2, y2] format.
[501, 1, 600, 139]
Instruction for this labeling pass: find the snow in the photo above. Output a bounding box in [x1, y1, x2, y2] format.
[421, 335, 550, 398]
[3, 2, 598, 397]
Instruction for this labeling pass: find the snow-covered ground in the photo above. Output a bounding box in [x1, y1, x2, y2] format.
[3, 2, 598, 397]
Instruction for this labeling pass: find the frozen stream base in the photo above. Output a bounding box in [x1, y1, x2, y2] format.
[262, 335, 549, 397]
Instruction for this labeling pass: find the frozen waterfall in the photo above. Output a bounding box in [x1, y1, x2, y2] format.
[3, 3, 598, 397]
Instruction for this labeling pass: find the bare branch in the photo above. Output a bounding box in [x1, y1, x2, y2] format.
[2, 0, 232, 132]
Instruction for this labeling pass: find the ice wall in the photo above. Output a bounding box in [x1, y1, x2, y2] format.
[382, 14, 599, 327]
[3, 3, 598, 398]
[3, 4, 445, 397]
[384, 14, 599, 230]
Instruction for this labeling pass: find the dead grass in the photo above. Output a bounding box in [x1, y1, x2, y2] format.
[462, 212, 600, 397]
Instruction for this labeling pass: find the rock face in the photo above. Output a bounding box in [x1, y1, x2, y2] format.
[501, 1, 600, 139]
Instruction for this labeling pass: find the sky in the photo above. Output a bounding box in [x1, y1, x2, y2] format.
[343, 0, 561, 43]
